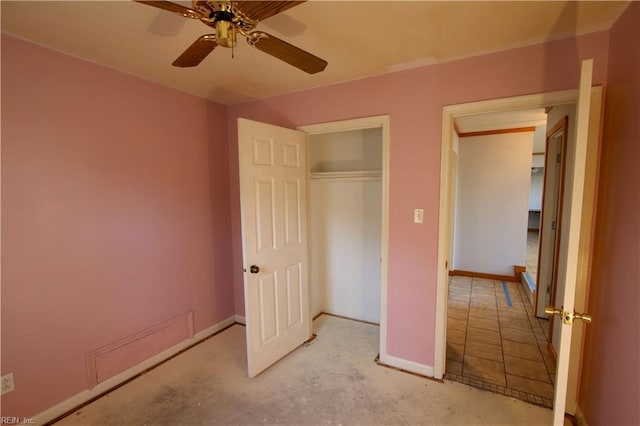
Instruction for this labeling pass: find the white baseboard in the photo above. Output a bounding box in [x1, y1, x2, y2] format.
[379, 353, 434, 378]
[33, 315, 238, 425]
[234, 315, 246, 325]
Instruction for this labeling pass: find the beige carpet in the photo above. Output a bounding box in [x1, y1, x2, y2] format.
[56, 315, 551, 425]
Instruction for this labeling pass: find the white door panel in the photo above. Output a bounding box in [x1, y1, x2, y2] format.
[551, 59, 594, 424]
[238, 118, 310, 377]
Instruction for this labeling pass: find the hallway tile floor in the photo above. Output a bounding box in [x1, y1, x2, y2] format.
[445, 276, 555, 408]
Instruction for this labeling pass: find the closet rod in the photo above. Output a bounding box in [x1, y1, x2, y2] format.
[310, 170, 382, 181]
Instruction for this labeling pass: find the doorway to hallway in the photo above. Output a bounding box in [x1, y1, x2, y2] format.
[435, 73, 603, 422]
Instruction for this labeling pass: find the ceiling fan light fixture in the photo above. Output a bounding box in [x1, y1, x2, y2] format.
[215, 18, 237, 48]
[137, 0, 327, 73]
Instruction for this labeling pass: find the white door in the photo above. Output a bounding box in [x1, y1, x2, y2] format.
[551, 59, 594, 424]
[238, 118, 311, 377]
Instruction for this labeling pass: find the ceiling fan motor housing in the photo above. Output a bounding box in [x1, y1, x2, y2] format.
[214, 11, 237, 48]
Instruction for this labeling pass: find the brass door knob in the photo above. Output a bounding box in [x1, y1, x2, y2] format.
[573, 312, 592, 324]
[545, 306, 562, 316]
[544, 306, 592, 324]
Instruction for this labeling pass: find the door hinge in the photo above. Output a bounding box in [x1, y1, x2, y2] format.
[551, 220, 557, 230]
[556, 153, 562, 163]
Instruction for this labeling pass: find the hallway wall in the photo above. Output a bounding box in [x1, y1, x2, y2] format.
[453, 131, 533, 276]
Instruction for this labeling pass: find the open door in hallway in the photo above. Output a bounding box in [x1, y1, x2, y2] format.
[549, 59, 596, 425]
[238, 118, 311, 377]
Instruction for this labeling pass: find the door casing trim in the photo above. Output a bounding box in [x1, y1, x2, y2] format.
[436, 89, 580, 379]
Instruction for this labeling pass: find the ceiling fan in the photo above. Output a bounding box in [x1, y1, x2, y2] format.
[136, 1, 328, 74]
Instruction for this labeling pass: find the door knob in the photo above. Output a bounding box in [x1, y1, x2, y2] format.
[573, 312, 592, 324]
[249, 265, 260, 274]
[545, 306, 562, 316]
[545, 305, 592, 325]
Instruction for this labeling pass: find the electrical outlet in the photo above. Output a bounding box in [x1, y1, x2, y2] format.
[1, 373, 15, 395]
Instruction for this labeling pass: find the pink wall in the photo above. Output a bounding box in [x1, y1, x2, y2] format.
[1, 35, 234, 417]
[227, 30, 610, 366]
[579, 2, 640, 424]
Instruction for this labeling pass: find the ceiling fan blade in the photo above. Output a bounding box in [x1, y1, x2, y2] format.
[235, 1, 305, 22]
[248, 32, 327, 74]
[135, 1, 200, 19]
[173, 35, 217, 67]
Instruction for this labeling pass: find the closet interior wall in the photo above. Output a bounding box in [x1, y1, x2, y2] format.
[308, 128, 383, 324]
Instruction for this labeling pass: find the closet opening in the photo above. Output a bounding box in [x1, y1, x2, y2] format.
[299, 116, 390, 360]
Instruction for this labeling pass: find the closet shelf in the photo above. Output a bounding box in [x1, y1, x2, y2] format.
[310, 170, 382, 180]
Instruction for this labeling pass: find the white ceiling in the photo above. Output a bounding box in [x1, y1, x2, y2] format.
[1, 1, 629, 105]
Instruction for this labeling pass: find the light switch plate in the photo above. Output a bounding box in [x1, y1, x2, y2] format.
[414, 209, 424, 224]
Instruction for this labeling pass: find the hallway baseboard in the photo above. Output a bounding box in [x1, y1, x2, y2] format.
[449, 267, 523, 283]
[520, 272, 536, 304]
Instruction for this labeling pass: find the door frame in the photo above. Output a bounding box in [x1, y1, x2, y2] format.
[539, 117, 569, 346]
[434, 87, 602, 411]
[299, 115, 391, 359]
